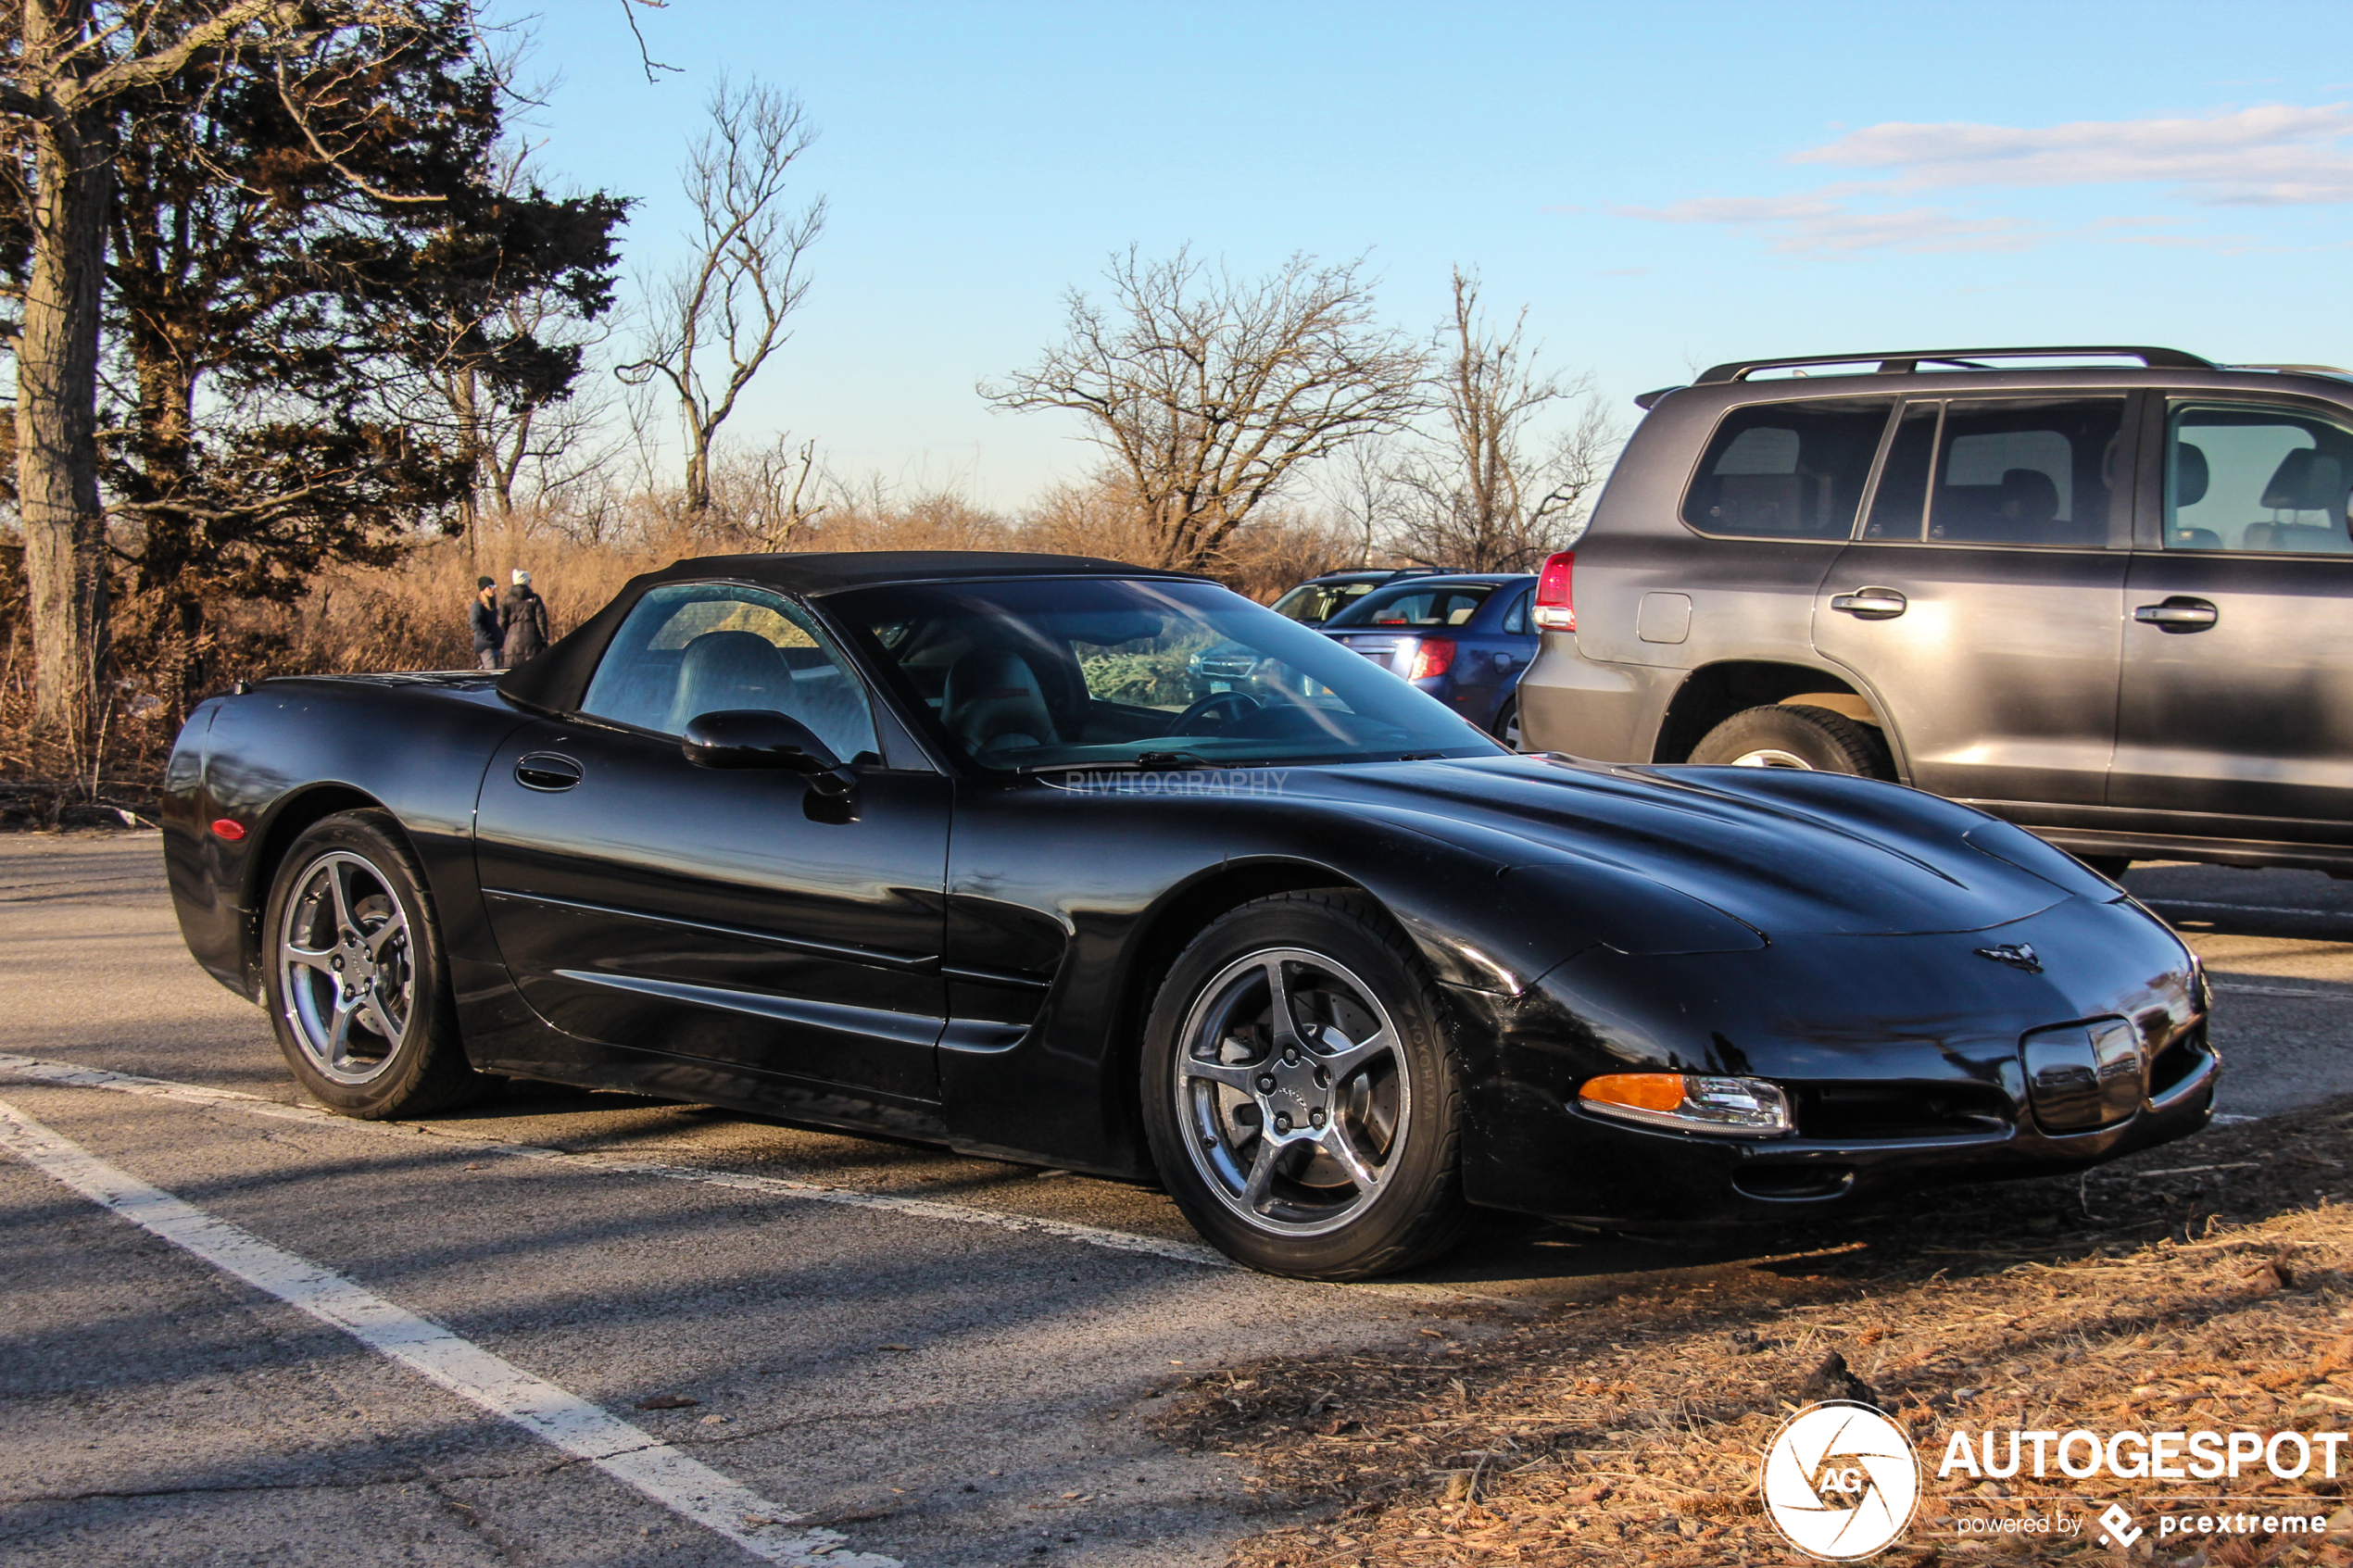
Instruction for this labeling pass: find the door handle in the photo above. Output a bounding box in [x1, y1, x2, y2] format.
[1830, 588, 1908, 620]
[514, 752, 583, 791]
[2133, 596, 2219, 633]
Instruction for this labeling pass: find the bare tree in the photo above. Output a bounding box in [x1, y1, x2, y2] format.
[1388, 269, 1617, 572]
[705, 431, 824, 550]
[618, 78, 824, 515]
[984, 246, 1425, 571]
[1319, 434, 1403, 568]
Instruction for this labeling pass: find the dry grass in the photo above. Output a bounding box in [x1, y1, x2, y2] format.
[1155, 1104, 2353, 1567]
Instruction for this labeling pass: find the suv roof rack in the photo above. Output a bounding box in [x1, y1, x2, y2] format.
[1694, 345, 2217, 384]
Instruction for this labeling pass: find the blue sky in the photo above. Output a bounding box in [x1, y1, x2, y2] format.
[514, 0, 2353, 508]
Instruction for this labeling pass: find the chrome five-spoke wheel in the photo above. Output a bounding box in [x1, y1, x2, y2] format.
[263, 811, 487, 1117]
[1176, 947, 1408, 1237]
[278, 850, 419, 1085]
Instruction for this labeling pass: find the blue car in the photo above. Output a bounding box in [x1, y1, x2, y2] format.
[1320, 573, 1538, 746]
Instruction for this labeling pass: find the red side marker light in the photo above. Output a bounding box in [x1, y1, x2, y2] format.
[210, 818, 245, 841]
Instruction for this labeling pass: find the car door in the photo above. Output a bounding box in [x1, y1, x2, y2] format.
[2110, 396, 2353, 837]
[474, 581, 950, 1102]
[1445, 583, 1532, 731]
[1811, 395, 2135, 810]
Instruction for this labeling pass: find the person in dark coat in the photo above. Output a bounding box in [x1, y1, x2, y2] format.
[499, 569, 551, 666]
[470, 576, 502, 670]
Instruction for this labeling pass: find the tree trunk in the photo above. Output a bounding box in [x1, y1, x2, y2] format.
[682, 412, 711, 514]
[16, 0, 112, 732]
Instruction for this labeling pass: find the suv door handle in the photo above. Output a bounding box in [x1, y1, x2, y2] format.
[1830, 588, 1908, 620]
[514, 752, 583, 791]
[2133, 596, 2219, 633]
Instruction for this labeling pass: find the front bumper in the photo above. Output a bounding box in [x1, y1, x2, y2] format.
[1511, 1037, 2216, 1223]
[1452, 892, 2220, 1223]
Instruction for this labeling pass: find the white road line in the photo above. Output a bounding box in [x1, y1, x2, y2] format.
[2213, 982, 2353, 1000]
[2147, 899, 2353, 921]
[0, 1053, 1233, 1269]
[0, 1098, 896, 1568]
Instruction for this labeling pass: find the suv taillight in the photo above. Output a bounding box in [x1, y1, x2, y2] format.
[1533, 552, 1575, 632]
[1408, 637, 1456, 681]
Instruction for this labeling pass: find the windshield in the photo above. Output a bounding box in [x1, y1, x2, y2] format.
[830, 576, 1500, 771]
[1325, 582, 1496, 629]
[1269, 579, 1378, 623]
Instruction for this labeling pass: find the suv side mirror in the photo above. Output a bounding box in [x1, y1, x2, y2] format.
[681, 709, 854, 797]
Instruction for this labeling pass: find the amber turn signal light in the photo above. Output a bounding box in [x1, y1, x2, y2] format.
[1578, 1072, 1793, 1137]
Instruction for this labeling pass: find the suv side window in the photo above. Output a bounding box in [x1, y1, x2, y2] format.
[1922, 398, 2128, 547]
[579, 582, 879, 759]
[1681, 398, 1892, 540]
[2165, 402, 2353, 553]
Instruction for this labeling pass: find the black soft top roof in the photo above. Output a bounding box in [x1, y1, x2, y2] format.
[497, 549, 1203, 717]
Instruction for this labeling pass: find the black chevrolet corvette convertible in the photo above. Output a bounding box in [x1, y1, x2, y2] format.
[162, 552, 2216, 1278]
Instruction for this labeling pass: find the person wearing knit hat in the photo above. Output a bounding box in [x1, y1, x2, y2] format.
[470, 576, 502, 670]
[499, 569, 551, 666]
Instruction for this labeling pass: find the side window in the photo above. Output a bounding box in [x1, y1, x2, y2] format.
[1681, 399, 1893, 539]
[1925, 398, 2127, 547]
[2166, 403, 2353, 554]
[579, 583, 879, 760]
[1861, 402, 1940, 541]
[1501, 588, 1530, 635]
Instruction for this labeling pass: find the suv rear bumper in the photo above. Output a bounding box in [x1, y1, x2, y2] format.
[1518, 636, 1673, 760]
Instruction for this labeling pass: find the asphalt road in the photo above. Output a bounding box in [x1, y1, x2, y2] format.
[4, 833, 2350, 1566]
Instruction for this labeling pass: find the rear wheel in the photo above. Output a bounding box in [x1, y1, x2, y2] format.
[1688, 704, 1894, 779]
[262, 810, 493, 1118]
[1140, 890, 1470, 1280]
[1491, 697, 1522, 751]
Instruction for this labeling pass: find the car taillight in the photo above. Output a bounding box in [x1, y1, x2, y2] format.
[1533, 551, 1575, 631]
[1408, 637, 1456, 680]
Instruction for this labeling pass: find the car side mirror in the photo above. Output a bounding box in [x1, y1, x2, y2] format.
[681, 709, 854, 797]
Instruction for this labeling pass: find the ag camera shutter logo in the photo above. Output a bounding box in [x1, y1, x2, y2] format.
[1762, 1401, 1921, 1560]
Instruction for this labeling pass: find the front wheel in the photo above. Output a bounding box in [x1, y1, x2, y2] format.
[261, 810, 493, 1118]
[1140, 890, 1470, 1280]
[1687, 703, 1894, 778]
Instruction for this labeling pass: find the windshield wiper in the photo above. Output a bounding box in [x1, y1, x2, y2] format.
[1021, 750, 1214, 775]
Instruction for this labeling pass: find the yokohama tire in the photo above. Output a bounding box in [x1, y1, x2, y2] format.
[260, 809, 493, 1118]
[1140, 890, 1471, 1280]
[1688, 703, 1894, 779]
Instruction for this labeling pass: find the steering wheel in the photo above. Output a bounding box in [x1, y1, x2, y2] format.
[1170, 691, 1263, 735]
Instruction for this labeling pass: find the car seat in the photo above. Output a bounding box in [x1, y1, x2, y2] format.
[943, 648, 1059, 758]
[665, 630, 793, 734]
[2247, 449, 2352, 552]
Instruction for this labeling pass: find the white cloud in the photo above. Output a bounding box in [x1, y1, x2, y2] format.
[1612, 103, 2353, 257]
[1617, 194, 2038, 255]
[1793, 104, 2353, 206]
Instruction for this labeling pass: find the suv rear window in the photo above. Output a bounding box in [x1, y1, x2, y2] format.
[1681, 399, 1893, 539]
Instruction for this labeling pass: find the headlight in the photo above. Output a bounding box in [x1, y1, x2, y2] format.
[1579, 1073, 1793, 1137]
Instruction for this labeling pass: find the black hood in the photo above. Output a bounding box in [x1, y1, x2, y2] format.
[1287, 753, 2111, 941]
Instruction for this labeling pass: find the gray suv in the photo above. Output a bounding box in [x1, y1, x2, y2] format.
[1518, 345, 2353, 876]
